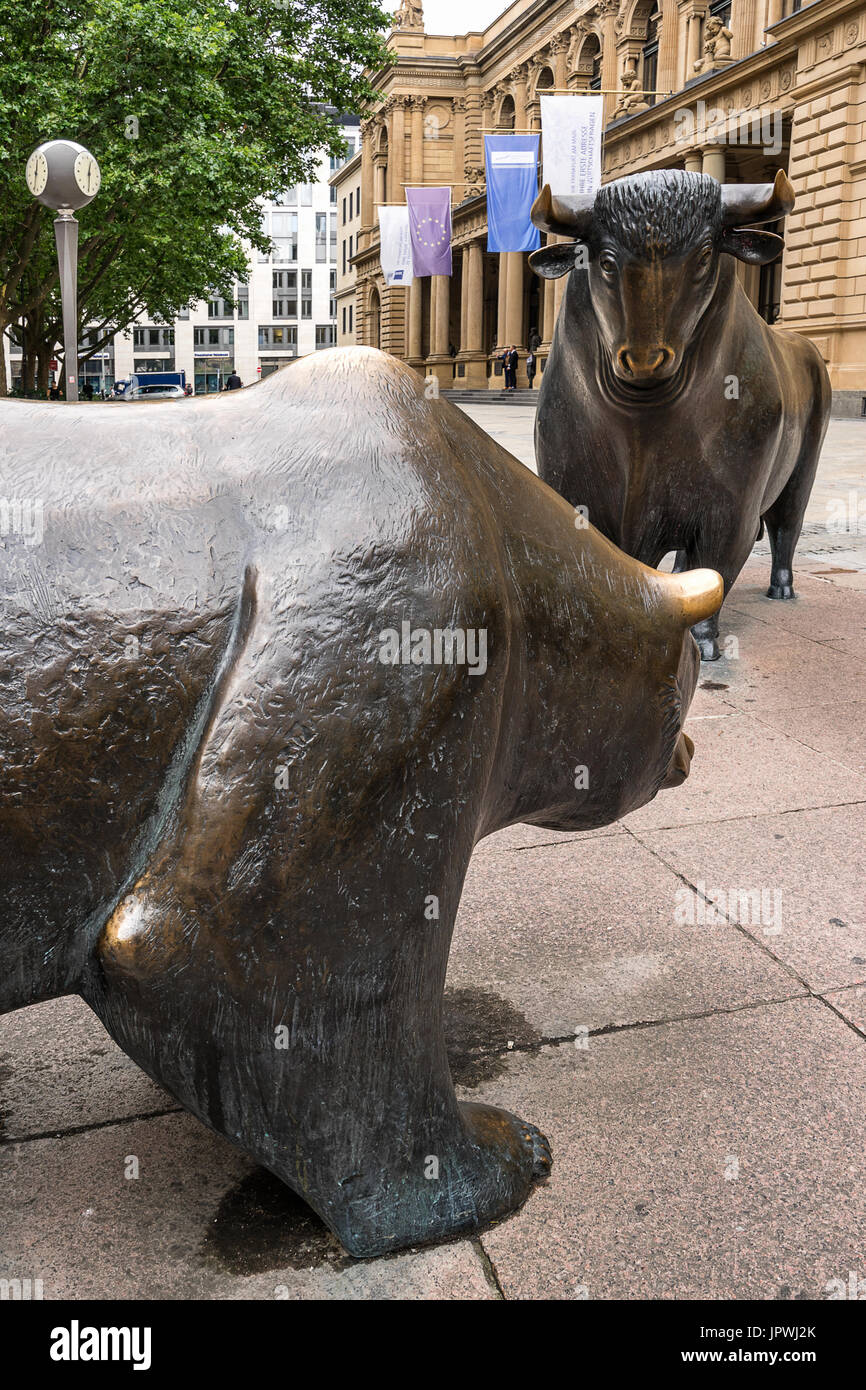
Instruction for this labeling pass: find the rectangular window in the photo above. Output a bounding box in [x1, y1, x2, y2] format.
[133, 327, 174, 348]
[356, 185, 361, 215]
[235, 283, 249, 320]
[342, 240, 347, 274]
[193, 326, 233, 346]
[208, 295, 232, 319]
[316, 324, 337, 349]
[298, 183, 313, 206]
[315, 213, 327, 263]
[330, 269, 337, 319]
[258, 325, 298, 349]
[342, 197, 347, 226]
[342, 307, 346, 333]
[273, 269, 297, 316]
[271, 211, 298, 262]
[330, 213, 337, 261]
[301, 269, 312, 320]
[274, 188, 296, 206]
[330, 184, 337, 205]
[348, 234, 353, 260]
[349, 192, 353, 221]
[348, 305, 353, 333]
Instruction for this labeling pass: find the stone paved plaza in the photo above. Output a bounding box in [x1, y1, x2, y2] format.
[2, 406, 865, 1300]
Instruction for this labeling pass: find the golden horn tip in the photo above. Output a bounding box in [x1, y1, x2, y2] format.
[660, 568, 724, 627]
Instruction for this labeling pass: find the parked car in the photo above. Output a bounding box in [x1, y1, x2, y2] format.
[119, 383, 187, 402]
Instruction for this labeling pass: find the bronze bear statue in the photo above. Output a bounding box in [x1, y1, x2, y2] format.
[0, 348, 721, 1257]
[530, 169, 831, 661]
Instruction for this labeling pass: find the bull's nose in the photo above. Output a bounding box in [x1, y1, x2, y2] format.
[617, 345, 674, 379]
[662, 731, 695, 789]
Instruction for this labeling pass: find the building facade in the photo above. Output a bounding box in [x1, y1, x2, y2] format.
[332, 150, 364, 345]
[353, 0, 866, 408]
[5, 116, 359, 394]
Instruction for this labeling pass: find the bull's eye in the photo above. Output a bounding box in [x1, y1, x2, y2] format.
[696, 245, 714, 273]
[598, 252, 618, 277]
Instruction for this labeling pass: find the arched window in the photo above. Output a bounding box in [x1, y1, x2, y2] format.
[536, 66, 555, 93]
[499, 94, 515, 131]
[643, 10, 661, 104]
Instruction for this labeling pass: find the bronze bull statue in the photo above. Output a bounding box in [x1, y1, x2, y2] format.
[530, 169, 831, 660]
[0, 348, 721, 1257]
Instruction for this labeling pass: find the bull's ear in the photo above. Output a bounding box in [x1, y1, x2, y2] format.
[529, 242, 579, 280]
[720, 228, 784, 265]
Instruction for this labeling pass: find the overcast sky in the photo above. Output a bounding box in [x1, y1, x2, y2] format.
[422, 0, 509, 34]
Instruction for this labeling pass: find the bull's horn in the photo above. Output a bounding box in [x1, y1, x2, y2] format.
[531, 183, 596, 238]
[721, 168, 794, 226]
[657, 568, 724, 628]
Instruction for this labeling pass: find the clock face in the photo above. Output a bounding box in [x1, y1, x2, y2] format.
[25, 151, 48, 197]
[73, 151, 101, 197]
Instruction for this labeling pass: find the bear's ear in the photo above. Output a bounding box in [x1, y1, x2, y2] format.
[720, 228, 784, 265]
[529, 242, 580, 280]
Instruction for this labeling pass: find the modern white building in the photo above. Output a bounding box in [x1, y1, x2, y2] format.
[5, 113, 360, 395]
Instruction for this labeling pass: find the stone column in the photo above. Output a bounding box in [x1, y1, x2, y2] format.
[359, 119, 378, 248]
[685, 150, 702, 173]
[497, 253, 509, 351]
[453, 97, 467, 205]
[765, 0, 783, 28]
[465, 242, 484, 353]
[408, 277, 423, 363]
[391, 98, 407, 203]
[599, 2, 620, 125]
[428, 273, 451, 386]
[702, 146, 726, 181]
[410, 98, 425, 184]
[730, 0, 759, 60]
[686, 10, 704, 79]
[657, 2, 680, 97]
[552, 32, 569, 92]
[505, 252, 524, 348]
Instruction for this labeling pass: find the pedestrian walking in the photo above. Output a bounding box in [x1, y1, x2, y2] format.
[225, 370, 243, 390]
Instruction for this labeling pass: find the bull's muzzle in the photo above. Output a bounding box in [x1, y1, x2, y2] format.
[616, 344, 676, 381]
[662, 731, 694, 788]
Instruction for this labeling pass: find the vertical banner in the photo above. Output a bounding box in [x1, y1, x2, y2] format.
[378, 206, 414, 286]
[540, 95, 604, 196]
[484, 135, 541, 253]
[406, 186, 452, 276]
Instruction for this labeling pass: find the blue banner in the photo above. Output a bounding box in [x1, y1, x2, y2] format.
[484, 135, 541, 254]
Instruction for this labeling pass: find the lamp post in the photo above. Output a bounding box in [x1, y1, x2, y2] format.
[25, 140, 101, 402]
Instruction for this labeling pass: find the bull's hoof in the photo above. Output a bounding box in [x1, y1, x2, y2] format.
[767, 582, 795, 600]
[326, 1103, 553, 1259]
[522, 1120, 553, 1179]
[697, 635, 720, 661]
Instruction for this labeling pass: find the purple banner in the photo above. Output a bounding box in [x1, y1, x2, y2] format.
[407, 186, 452, 277]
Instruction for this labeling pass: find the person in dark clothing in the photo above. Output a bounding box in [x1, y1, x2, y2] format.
[526, 350, 537, 388]
[497, 346, 509, 391]
[506, 346, 519, 392]
[225, 371, 243, 390]
[82, 380, 94, 401]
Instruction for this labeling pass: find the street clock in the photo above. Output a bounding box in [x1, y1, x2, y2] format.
[25, 140, 101, 211]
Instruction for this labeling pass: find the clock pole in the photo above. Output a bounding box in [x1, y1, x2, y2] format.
[54, 211, 79, 402]
[24, 140, 100, 402]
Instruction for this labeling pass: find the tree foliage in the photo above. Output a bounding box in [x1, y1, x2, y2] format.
[0, 0, 391, 392]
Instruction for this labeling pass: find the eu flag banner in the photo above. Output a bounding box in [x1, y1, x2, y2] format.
[484, 135, 541, 254]
[407, 186, 452, 277]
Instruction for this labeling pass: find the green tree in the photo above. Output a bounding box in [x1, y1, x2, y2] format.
[0, 0, 392, 395]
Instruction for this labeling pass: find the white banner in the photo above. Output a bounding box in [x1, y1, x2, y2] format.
[378, 206, 414, 287]
[540, 95, 604, 196]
